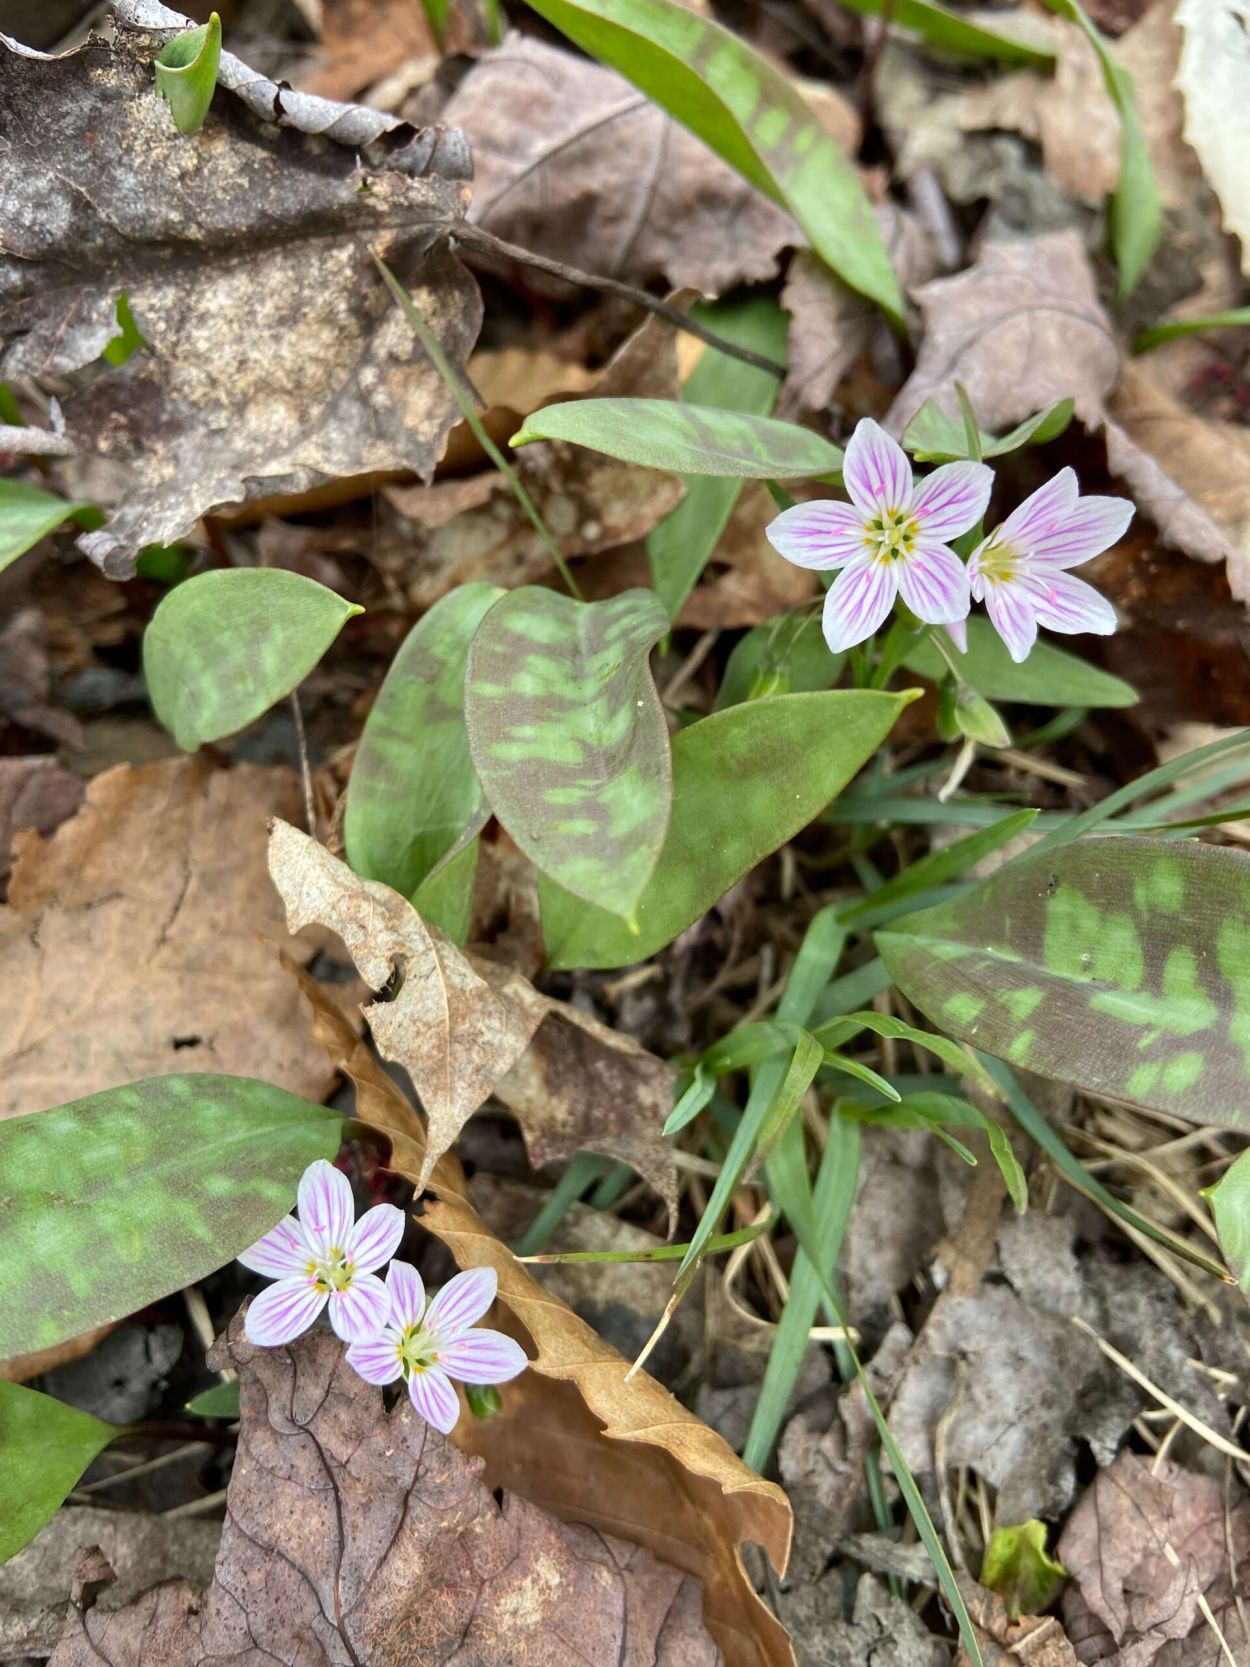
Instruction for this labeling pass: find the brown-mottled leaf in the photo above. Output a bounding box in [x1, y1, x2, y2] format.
[0, 14, 479, 577]
[48, 1318, 723, 1667]
[424, 1188, 794, 1667]
[0, 759, 334, 1120]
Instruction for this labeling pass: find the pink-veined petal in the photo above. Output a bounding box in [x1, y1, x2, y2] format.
[408, 1365, 461, 1434]
[345, 1202, 405, 1274]
[895, 541, 972, 626]
[982, 581, 1038, 665]
[765, 499, 867, 570]
[1028, 495, 1134, 568]
[909, 461, 994, 541]
[297, 1159, 354, 1255]
[385, 1259, 426, 1329]
[436, 1328, 529, 1387]
[345, 1333, 403, 1387]
[1021, 568, 1117, 637]
[997, 468, 1080, 552]
[425, 1267, 497, 1339]
[945, 618, 968, 654]
[237, 1216, 311, 1279]
[244, 1279, 325, 1347]
[327, 1271, 391, 1342]
[843, 418, 913, 516]
[821, 558, 897, 654]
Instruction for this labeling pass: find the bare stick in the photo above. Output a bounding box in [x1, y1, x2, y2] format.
[0, 424, 76, 456]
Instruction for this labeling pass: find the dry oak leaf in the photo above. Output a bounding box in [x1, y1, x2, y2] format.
[0, 758, 335, 1121]
[424, 1188, 794, 1667]
[48, 1317, 723, 1667]
[0, 14, 479, 577]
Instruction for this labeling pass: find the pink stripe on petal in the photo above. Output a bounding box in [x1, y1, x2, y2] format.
[346, 1202, 405, 1273]
[910, 461, 994, 541]
[765, 499, 867, 570]
[345, 1334, 403, 1387]
[327, 1271, 391, 1342]
[982, 582, 1038, 664]
[1028, 495, 1134, 568]
[843, 418, 913, 516]
[998, 469, 1079, 551]
[1021, 569, 1117, 636]
[408, 1365, 461, 1435]
[297, 1159, 354, 1254]
[436, 1328, 528, 1387]
[426, 1267, 497, 1338]
[385, 1259, 426, 1328]
[244, 1279, 325, 1347]
[895, 541, 971, 626]
[237, 1216, 311, 1278]
[821, 558, 897, 653]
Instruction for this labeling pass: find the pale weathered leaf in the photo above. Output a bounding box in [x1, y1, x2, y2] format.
[1176, 0, 1250, 275]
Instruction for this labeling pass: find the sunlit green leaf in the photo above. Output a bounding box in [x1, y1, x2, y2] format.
[902, 617, 1136, 707]
[902, 398, 1073, 464]
[155, 11, 222, 136]
[0, 481, 98, 574]
[144, 568, 362, 750]
[0, 1075, 341, 1359]
[0, 1384, 118, 1564]
[186, 1381, 242, 1419]
[842, 1090, 1027, 1210]
[1206, 1147, 1250, 1293]
[465, 586, 671, 918]
[980, 1521, 1068, 1618]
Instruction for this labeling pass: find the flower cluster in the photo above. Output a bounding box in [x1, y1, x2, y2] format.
[766, 419, 1132, 664]
[237, 1160, 526, 1434]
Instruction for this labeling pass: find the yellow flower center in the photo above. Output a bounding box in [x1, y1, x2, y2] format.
[309, 1247, 355, 1295]
[865, 506, 919, 564]
[975, 536, 1020, 586]
[396, 1321, 439, 1379]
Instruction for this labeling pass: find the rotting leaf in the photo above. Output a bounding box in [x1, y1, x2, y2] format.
[0, 12, 479, 577]
[48, 1318, 725, 1667]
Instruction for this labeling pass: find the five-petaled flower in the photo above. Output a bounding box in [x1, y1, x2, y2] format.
[238, 1159, 404, 1346]
[969, 467, 1132, 663]
[765, 418, 993, 653]
[345, 1260, 527, 1434]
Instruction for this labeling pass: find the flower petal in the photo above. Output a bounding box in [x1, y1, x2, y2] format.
[408, 1365, 461, 1435]
[244, 1278, 325, 1347]
[910, 461, 994, 541]
[425, 1267, 497, 1339]
[843, 418, 913, 516]
[385, 1258, 427, 1329]
[896, 541, 971, 626]
[297, 1159, 354, 1255]
[327, 1271, 391, 1342]
[345, 1333, 403, 1386]
[944, 618, 968, 654]
[237, 1216, 311, 1279]
[345, 1202, 405, 1273]
[998, 468, 1080, 551]
[765, 499, 867, 570]
[821, 558, 897, 653]
[1021, 569, 1117, 636]
[436, 1328, 529, 1386]
[982, 581, 1038, 664]
[1028, 495, 1134, 568]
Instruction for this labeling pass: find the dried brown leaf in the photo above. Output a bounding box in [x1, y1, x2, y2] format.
[300, 0, 438, 102]
[0, 756, 83, 889]
[0, 759, 334, 1120]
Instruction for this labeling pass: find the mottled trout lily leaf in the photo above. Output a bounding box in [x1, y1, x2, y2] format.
[877, 836, 1250, 1127]
[465, 586, 672, 920]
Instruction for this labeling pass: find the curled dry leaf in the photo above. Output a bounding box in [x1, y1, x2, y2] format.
[48, 1319, 723, 1667]
[424, 1188, 794, 1667]
[1176, 0, 1250, 275]
[0, 14, 479, 576]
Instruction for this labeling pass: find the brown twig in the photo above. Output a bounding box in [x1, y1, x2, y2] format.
[0, 424, 75, 456]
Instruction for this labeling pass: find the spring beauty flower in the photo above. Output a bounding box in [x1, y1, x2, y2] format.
[765, 418, 993, 653]
[345, 1260, 527, 1434]
[238, 1159, 404, 1346]
[969, 468, 1132, 663]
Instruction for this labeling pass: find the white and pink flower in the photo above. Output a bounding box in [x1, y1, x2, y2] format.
[345, 1260, 527, 1434]
[238, 1159, 404, 1346]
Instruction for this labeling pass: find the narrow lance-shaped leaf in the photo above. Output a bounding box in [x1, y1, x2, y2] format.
[465, 586, 672, 919]
[877, 836, 1250, 1128]
[901, 398, 1073, 464]
[1, 1384, 119, 1564]
[0, 1074, 341, 1359]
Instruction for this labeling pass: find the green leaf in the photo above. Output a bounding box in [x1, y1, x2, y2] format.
[186, 1381, 241, 1419]
[838, 809, 1039, 926]
[144, 568, 363, 751]
[0, 1075, 341, 1359]
[1135, 308, 1250, 354]
[345, 583, 501, 900]
[1206, 1147, 1250, 1292]
[0, 480, 97, 574]
[878, 835, 1250, 1129]
[715, 613, 842, 709]
[155, 10, 222, 136]
[843, 1090, 1027, 1211]
[412, 838, 479, 946]
[0, 1384, 118, 1564]
[102, 290, 148, 368]
[647, 297, 788, 620]
[541, 689, 914, 968]
[522, 0, 903, 322]
[512, 398, 843, 480]
[902, 616, 1136, 707]
[465, 586, 671, 918]
[902, 398, 1073, 464]
[822, 0, 1054, 67]
[980, 1521, 1068, 1618]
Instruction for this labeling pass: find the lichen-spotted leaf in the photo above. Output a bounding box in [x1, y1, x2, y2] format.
[877, 836, 1250, 1127]
[465, 587, 672, 919]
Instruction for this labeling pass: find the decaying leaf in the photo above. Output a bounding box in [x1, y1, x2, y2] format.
[1176, 0, 1250, 275]
[299, 0, 439, 101]
[0, 11, 479, 576]
[0, 756, 83, 887]
[424, 1188, 794, 1667]
[48, 1318, 723, 1667]
[0, 759, 335, 1120]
